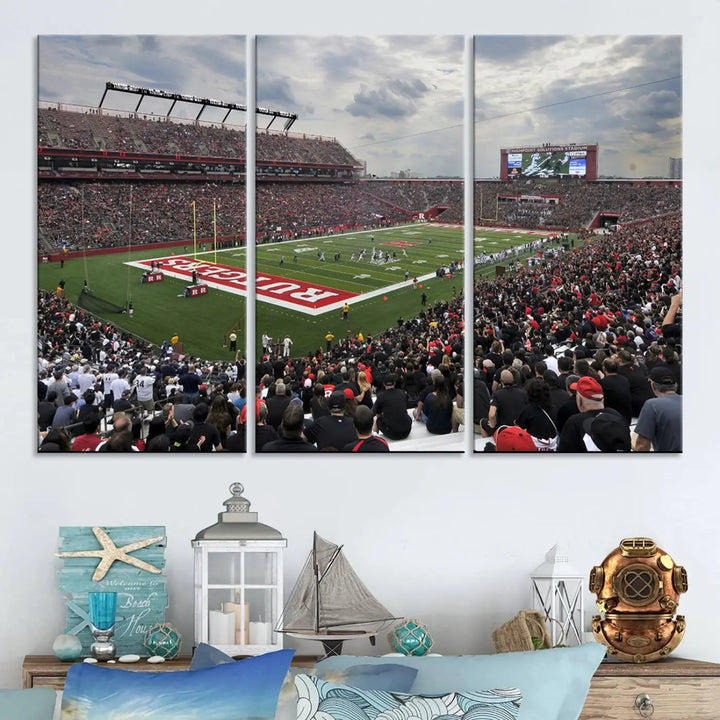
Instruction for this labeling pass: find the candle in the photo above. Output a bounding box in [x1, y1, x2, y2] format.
[208, 610, 235, 645]
[249, 621, 272, 645]
[222, 602, 249, 644]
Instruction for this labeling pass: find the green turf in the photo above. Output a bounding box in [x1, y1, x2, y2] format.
[38, 246, 247, 361]
[255, 224, 464, 357]
[38, 224, 565, 362]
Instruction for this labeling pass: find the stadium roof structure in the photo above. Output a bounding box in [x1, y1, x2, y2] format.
[100, 82, 297, 130]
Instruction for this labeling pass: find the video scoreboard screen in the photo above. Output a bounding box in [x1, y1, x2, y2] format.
[507, 149, 587, 178]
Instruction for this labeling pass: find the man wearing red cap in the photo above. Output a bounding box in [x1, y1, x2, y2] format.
[558, 376, 630, 452]
[493, 425, 537, 452]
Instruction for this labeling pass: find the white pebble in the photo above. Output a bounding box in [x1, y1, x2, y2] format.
[83, 658, 98, 664]
[118, 654, 141, 663]
[107, 660, 116, 664]
[146, 656, 166, 664]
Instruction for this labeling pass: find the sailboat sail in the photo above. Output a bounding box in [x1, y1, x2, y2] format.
[278, 533, 397, 633]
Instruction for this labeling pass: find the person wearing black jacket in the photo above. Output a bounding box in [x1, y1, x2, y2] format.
[372, 375, 412, 440]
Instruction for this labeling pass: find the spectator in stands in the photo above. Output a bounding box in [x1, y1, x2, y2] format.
[616, 350, 654, 418]
[481, 369, 527, 436]
[372, 375, 412, 441]
[72, 411, 104, 452]
[633, 366, 682, 452]
[262, 404, 318, 453]
[180, 364, 201, 404]
[343, 406, 390, 452]
[96, 411, 138, 452]
[304, 390, 357, 451]
[515, 378, 558, 451]
[600, 358, 633, 424]
[39, 427, 73, 452]
[421, 373, 453, 435]
[558, 377, 630, 452]
[38, 389, 58, 431]
[266, 381, 292, 430]
[52, 394, 77, 429]
[188, 402, 222, 452]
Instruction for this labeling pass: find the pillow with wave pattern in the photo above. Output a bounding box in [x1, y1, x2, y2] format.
[294, 673, 522, 720]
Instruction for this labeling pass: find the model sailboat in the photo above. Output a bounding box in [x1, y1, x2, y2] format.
[276, 532, 401, 656]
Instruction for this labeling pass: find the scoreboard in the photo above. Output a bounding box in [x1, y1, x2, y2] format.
[500, 144, 598, 181]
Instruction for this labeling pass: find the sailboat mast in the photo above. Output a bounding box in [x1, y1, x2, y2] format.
[313, 531, 320, 633]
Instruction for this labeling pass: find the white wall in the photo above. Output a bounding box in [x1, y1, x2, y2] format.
[3, 0, 720, 691]
[1, 464, 719, 687]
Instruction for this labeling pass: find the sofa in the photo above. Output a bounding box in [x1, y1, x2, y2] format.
[3, 643, 606, 720]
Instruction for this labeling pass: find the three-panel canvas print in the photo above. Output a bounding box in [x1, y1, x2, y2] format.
[37, 35, 682, 454]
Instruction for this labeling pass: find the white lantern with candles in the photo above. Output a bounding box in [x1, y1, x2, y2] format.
[530, 544, 585, 647]
[193, 483, 286, 656]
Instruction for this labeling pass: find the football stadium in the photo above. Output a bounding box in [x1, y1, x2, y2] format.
[37, 35, 682, 455]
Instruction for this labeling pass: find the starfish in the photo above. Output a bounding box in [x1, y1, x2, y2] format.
[56, 527, 165, 582]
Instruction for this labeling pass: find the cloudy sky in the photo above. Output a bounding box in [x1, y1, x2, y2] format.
[38, 35, 465, 178]
[474, 36, 682, 178]
[38, 35, 679, 179]
[39, 36, 247, 126]
[38, 34, 680, 179]
[257, 36, 464, 177]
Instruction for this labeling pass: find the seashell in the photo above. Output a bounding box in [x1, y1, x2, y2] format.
[83, 657, 98, 664]
[146, 655, 166, 664]
[107, 660, 116, 664]
[118, 654, 141, 663]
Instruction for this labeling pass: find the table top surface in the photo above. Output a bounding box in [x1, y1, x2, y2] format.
[24, 653, 719, 674]
[23, 653, 319, 670]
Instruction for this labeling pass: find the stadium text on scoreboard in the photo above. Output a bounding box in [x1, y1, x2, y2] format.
[503, 144, 591, 153]
[500, 143, 598, 181]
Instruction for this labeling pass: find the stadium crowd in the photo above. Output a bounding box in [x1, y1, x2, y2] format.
[39, 107, 359, 166]
[38, 108, 681, 259]
[37, 213, 681, 453]
[38, 181, 248, 252]
[475, 180, 681, 228]
[36, 108, 682, 453]
[39, 176, 682, 257]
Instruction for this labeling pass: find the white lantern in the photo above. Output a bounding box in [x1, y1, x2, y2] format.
[193, 483, 286, 656]
[530, 544, 585, 647]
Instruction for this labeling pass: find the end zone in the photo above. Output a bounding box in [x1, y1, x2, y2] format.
[126, 256, 361, 316]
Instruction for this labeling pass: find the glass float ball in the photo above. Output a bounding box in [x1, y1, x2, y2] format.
[388, 620, 433, 656]
[53, 634, 83, 662]
[142, 623, 182, 659]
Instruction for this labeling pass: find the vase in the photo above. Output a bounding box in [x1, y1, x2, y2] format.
[88, 592, 118, 661]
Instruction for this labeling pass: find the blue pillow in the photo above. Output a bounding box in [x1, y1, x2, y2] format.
[61, 648, 294, 719]
[294, 673, 522, 720]
[0, 688, 57, 720]
[189, 642, 418, 720]
[316, 643, 606, 720]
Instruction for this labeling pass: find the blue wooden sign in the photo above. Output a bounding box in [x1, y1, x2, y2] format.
[56, 526, 168, 657]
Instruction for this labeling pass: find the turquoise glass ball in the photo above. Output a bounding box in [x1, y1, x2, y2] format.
[388, 620, 433, 656]
[142, 623, 182, 659]
[53, 633, 83, 662]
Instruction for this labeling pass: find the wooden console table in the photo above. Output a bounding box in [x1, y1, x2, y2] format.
[579, 657, 720, 719]
[22, 653, 318, 690]
[22, 653, 720, 717]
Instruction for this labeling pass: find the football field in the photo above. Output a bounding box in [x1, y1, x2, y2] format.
[38, 223, 562, 361]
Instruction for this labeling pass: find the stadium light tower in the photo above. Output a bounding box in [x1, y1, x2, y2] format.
[99, 82, 297, 130]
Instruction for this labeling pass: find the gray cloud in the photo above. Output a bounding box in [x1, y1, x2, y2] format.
[387, 78, 429, 99]
[474, 35, 564, 62]
[346, 77, 430, 118]
[257, 71, 304, 113]
[607, 89, 681, 133]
